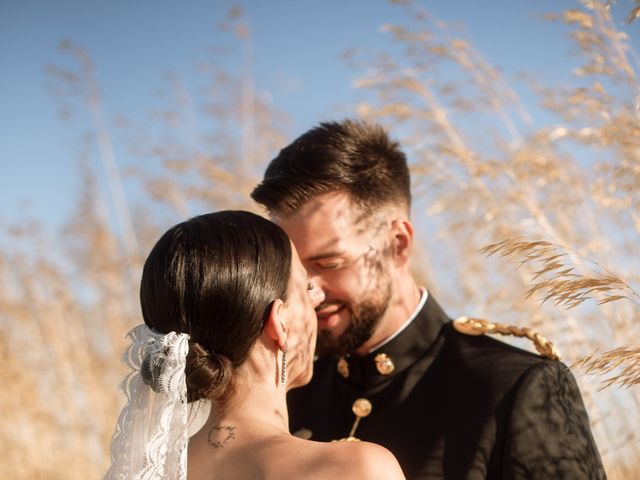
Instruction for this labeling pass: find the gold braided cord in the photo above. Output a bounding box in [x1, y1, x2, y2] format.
[453, 316, 561, 361]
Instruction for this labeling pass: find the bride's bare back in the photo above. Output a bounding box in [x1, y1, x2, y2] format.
[188, 426, 405, 480]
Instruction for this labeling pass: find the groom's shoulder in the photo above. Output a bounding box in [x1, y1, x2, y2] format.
[427, 321, 561, 396]
[441, 320, 559, 376]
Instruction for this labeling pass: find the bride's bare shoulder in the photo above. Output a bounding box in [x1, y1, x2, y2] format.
[189, 434, 404, 480]
[293, 438, 406, 480]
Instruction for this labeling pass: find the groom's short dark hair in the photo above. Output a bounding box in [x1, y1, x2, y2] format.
[251, 119, 411, 217]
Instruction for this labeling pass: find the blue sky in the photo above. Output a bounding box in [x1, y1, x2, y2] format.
[1, 0, 637, 231]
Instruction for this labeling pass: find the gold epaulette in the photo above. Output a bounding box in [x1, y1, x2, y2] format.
[453, 316, 561, 361]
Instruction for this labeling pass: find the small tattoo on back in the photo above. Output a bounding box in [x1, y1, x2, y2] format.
[207, 425, 237, 449]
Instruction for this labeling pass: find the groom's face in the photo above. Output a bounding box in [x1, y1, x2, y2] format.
[277, 191, 393, 357]
[283, 244, 323, 388]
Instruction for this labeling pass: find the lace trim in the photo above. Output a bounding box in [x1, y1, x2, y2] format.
[105, 325, 190, 480]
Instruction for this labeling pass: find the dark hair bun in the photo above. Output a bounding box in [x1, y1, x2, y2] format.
[185, 341, 234, 403]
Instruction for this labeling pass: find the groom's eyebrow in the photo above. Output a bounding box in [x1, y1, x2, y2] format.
[307, 251, 344, 261]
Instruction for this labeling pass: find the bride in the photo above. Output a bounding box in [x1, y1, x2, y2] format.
[105, 211, 405, 480]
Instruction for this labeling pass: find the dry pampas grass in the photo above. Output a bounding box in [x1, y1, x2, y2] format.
[574, 346, 640, 389]
[480, 238, 640, 309]
[2, 0, 640, 478]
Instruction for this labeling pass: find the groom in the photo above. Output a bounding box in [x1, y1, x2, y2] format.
[251, 119, 606, 479]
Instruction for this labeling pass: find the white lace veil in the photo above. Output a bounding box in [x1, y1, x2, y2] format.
[105, 324, 193, 480]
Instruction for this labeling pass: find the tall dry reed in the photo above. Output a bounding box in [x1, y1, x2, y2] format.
[1, 1, 638, 478]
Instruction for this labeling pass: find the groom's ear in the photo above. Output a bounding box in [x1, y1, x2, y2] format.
[390, 218, 414, 267]
[263, 299, 287, 349]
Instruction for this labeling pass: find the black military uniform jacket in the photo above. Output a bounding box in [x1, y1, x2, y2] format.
[288, 294, 606, 479]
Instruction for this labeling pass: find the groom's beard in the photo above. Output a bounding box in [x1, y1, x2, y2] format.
[315, 281, 392, 358]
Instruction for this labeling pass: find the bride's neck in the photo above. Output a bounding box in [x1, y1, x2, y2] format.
[187, 364, 289, 480]
[205, 353, 290, 437]
[225, 378, 288, 431]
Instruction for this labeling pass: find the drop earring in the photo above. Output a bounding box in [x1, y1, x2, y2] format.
[280, 342, 288, 387]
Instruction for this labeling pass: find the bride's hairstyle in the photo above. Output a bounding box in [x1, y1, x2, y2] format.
[139, 210, 292, 405]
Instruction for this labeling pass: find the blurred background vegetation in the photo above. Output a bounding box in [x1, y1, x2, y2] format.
[1, 0, 639, 478]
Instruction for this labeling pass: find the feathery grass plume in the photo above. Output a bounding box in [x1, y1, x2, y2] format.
[480, 237, 640, 309]
[574, 346, 640, 388]
[122, 6, 290, 219]
[624, 0, 640, 23]
[47, 39, 140, 261]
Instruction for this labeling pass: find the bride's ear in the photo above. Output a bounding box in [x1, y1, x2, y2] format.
[263, 299, 287, 350]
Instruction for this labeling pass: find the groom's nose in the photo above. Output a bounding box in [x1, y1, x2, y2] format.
[308, 280, 325, 308]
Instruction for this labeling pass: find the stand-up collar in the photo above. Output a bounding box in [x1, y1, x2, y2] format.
[336, 294, 450, 390]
